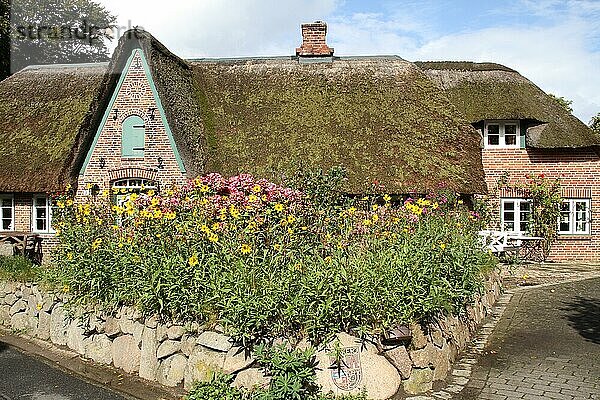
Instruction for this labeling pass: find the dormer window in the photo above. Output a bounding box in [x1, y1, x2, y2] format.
[122, 115, 145, 158]
[484, 120, 521, 148]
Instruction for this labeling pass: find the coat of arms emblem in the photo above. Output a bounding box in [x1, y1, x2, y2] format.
[330, 345, 362, 390]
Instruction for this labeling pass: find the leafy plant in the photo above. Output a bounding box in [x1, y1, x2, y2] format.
[186, 373, 246, 400]
[255, 344, 319, 400]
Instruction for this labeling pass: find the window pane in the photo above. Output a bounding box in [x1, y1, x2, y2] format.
[504, 202, 515, 211]
[560, 211, 570, 232]
[505, 135, 517, 145]
[575, 201, 587, 212]
[504, 222, 515, 231]
[504, 211, 514, 222]
[35, 197, 46, 206]
[488, 124, 500, 135]
[37, 207, 46, 219]
[2, 219, 10, 230]
[488, 135, 499, 146]
[2, 208, 11, 219]
[1, 198, 11, 207]
[36, 219, 46, 231]
[520, 201, 531, 211]
[561, 202, 570, 212]
[505, 125, 517, 135]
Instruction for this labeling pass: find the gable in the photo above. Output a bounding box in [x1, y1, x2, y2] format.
[79, 48, 186, 177]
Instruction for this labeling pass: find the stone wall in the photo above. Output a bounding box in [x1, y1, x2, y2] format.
[0, 271, 502, 399]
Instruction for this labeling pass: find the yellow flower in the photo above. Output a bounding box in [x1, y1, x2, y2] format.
[91, 238, 102, 250]
[383, 194, 391, 202]
[324, 256, 332, 264]
[188, 254, 199, 267]
[86, 183, 92, 189]
[153, 209, 163, 219]
[208, 233, 219, 243]
[147, 190, 155, 197]
[200, 224, 211, 233]
[36, 303, 43, 311]
[248, 194, 258, 203]
[66, 252, 73, 261]
[62, 285, 70, 293]
[101, 189, 109, 197]
[252, 184, 262, 193]
[372, 214, 379, 222]
[126, 208, 135, 216]
[287, 215, 296, 224]
[229, 205, 240, 219]
[372, 204, 378, 211]
[165, 212, 176, 220]
[212, 222, 221, 231]
[287, 228, 294, 234]
[240, 244, 252, 254]
[273, 203, 284, 212]
[348, 207, 357, 215]
[273, 243, 282, 251]
[362, 219, 372, 226]
[66, 199, 73, 207]
[57, 200, 65, 208]
[440, 243, 446, 250]
[151, 197, 160, 206]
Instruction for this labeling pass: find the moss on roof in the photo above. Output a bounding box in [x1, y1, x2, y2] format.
[0, 64, 106, 192]
[417, 61, 600, 149]
[190, 57, 486, 194]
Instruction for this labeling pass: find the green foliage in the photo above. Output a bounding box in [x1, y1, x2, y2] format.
[283, 165, 349, 209]
[45, 171, 495, 346]
[0, 255, 39, 281]
[515, 174, 562, 260]
[254, 344, 319, 400]
[548, 94, 573, 113]
[590, 112, 600, 135]
[184, 347, 367, 400]
[186, 373, 246, 400]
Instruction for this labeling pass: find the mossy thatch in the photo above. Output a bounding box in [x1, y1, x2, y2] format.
[417, 61, 600, 149]
[0, 63, 106, 192]
[190, 57, 486, 194]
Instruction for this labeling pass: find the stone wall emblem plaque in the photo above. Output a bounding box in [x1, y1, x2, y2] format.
[330, 346, 362, 390]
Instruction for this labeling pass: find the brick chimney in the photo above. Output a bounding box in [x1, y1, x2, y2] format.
[295, 21, 334, 57]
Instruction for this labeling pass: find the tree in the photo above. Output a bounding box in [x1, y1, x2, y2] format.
[1, 0, 115, 78]
[548, 93, 573, 113]
[0, 0, 9, 80]
[590, 112, 600, 135]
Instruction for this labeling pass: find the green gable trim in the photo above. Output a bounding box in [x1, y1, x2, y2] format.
[79, 48, 186, 175]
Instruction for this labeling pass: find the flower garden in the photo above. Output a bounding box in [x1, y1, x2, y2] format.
[47, 169, 495, 350]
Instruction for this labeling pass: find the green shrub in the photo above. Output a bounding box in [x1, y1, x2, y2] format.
[45, 171, 496, 345]
[186, 373, 246, 400]
[0, 255, 39, 282]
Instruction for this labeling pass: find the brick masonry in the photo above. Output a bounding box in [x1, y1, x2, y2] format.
[482, 147, 600, 262]
[77, 50, 187, 198]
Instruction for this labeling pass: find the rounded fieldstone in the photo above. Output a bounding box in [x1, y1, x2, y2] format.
[157, 353, 187, 387]
[112, 335, 141, 374]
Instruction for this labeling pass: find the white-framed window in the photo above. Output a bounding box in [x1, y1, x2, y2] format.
[32, 194, 53, 233]
[501, 198, 531, 233]
[0, 194, 14, 231]
[112, 179, 158, 225]
[559, 199, 591, 235]
[484, 120, 521, 148]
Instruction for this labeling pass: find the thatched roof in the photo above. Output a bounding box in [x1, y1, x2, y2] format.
[416, 61, 600, 148]
[190, 56, 486, 194]
[0, 63, 107, 192]
[0, 30, 487, 194]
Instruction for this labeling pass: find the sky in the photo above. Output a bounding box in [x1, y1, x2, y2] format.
[98, 0, 600, 122]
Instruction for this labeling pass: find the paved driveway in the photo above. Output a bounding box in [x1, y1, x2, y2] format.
[458, 277, 600, 400]
[0, 342, 128, 400]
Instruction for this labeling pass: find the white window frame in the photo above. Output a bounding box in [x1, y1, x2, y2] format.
[484, 120, 521, 149]
[0, 194, 14, 231]
[559, 199, 591, 235]
[501, 198, 532, 234]
[31, 194, 54, 233]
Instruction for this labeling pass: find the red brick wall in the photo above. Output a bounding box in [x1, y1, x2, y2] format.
[295, 21, 334, 56]
[482, 147, 600, 262]
[78, 49, 187, 198]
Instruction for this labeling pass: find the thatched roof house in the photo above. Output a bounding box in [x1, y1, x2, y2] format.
[0, 29, 488, 195]
[416, 61, 600, 149]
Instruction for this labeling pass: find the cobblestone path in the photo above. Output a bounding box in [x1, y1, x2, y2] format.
[458, 277, 600, 400]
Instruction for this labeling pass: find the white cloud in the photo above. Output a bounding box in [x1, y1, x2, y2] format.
[101, 0, 338, 57]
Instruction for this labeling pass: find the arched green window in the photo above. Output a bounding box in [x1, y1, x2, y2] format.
[122, 115, 145, 157]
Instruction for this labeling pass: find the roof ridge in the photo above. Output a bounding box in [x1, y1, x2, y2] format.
[21, 62, 109, 71]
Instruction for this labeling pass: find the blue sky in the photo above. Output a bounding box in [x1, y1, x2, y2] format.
[99, 0, 600, 122]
